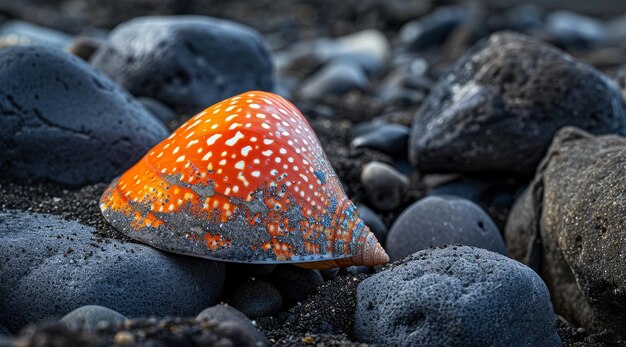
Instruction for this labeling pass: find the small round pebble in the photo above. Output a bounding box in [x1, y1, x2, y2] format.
[231, 280, 283, 318]
[350, 123, 410, 157]
[196, 304, 268, 346]
[353, 245, 562, 346]
[59, 305, 126, 330]
[299, 60, 368, 99]
[386, 196, 506, 261]
[360, 161, 409, 211]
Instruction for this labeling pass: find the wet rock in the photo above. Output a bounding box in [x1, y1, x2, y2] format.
[0, 211, 224, 333]
[91, 16, 274, 114]
[270, 266, 324, 309]
[196, 304, 268, 346]
[409, 32, 625, 175]
[356, 204, 388, 244]
[59, 305, 126, 330]
[231, 280, 283, 318]
[299, 60, 368, 99]
[353, 245, 561, 346]
[350, 123, 410, 157]
[399, 6, 469, 51]
[0, 20, 72, 49]
[505, 127, 626, 334]
[0, 45, 168, 187]
[546, 10, 607, 47]
[386, 196, 506, 262]
[361, 161, 409, 211]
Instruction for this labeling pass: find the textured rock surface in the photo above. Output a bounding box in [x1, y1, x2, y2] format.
[506, 126, 626, 334]
[91, 16, 274, 113]
[0, 211, 224, 333]
[409, 31, 625, 175]
[0, 45, 168, 186]
[353, 245, 561, 346]
[386, 196, 506, 261]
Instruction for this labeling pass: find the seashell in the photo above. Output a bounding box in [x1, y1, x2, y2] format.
[100, 91, 389, 269]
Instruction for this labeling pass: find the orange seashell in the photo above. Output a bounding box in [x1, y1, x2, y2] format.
[100, 91, 388, 269]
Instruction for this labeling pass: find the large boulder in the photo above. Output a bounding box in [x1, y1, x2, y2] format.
[0, 211, 224, 333]
[506, 127, 626, 334]
[353, 245, 561, 346]
[0, 45, 168, 186]
[91, 16, 274, 113]
[409, 31, 624, 175]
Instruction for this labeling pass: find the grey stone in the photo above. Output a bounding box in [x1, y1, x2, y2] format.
[0, 45, 168, 187]
[299, 60, 368, 99]
[0, 21, 72, 49]
[59, 305, 126, 330]
[276, 29, 389, 76]
[409, 32, 625, 175]
[399, 6, 469, 51]
[505, 126, 626, 334]
[353, 245, 561, 346]
[0, 211, 224, 333]
[361, 161, 409, 211]
[196, 304, 268, 346]
[91, 16, 274, 114]
[386, 196, 506, 262]
[356, 204, 388, 245]
[350, 123, 410, 157]
[231, 280, 283, 318]
[546, 10, 607, 47]
[138, 97, 176, 125]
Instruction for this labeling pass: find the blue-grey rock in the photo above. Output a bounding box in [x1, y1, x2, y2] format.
[361, 161, 409, 211]
[350, 123, 410, 157]
[409, 32, 625, 175]
[138, 97, 176, 125]
[356, 204, 388, 245]
[91, 16, 274, 113]
[59, 305, 127, 330]
[276, 29, 389, 76]
[399, 6, 469, 51]
[353, 245, 561, 346]
[196, 304, 268, 346]
[386, 196, 506, 262]
[231, 280, 282, 318]
[0, 21, 72, 49]
[299, 60, 368, 99]
[270, 266, 324, 309]
[0, 45, 168, 187]
[0, 211, 224, 333]
[501, 4, 545, 32]
[546, 10, 607, 47]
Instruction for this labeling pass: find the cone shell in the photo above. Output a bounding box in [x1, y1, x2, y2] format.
[100, 91, 388, 268]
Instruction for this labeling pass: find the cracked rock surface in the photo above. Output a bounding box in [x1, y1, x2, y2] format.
[0, 45, 169, 187]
